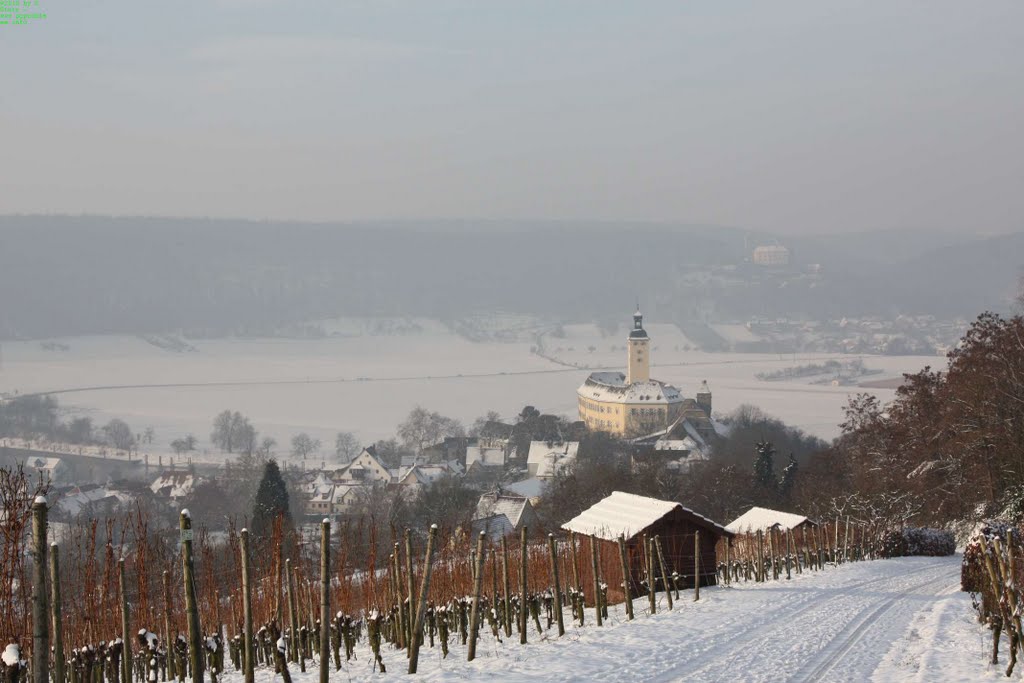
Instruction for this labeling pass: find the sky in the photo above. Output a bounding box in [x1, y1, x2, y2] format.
[1, 0, 1022, 235]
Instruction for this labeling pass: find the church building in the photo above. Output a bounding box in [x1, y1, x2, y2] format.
[577, 308, 712, 437]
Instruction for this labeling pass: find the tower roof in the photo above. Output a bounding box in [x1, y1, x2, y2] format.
[629, 305, 648, 339]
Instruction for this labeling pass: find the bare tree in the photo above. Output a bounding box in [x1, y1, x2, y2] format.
[334, 431, 360, 463]
[102, 418, 135, 451]
[397, 406, 465, 454]
[211, 410, 256, 453]
[291, 433, 321, 460]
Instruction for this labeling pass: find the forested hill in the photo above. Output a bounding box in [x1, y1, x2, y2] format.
[0, 216, 1019, 339]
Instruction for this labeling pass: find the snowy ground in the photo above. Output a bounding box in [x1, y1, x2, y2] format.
[0, 321, 941, 464]
[225, 555, 1005, 683]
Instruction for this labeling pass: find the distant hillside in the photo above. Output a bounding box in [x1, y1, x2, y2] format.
[0, 216, 1018, 339]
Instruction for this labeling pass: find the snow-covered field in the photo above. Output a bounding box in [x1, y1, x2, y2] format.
[222, 555, 998, 682]
[0, 321, 941, 462]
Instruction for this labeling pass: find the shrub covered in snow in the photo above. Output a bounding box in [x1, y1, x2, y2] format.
[961, 520, 1019, 593]
[879, 527, 955, 559]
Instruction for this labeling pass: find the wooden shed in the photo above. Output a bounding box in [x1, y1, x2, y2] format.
[562, 491, 733, 600]
[725, 506, 818, 534]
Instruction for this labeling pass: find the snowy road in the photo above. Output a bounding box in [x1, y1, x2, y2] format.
[228, 555, 1006, 683]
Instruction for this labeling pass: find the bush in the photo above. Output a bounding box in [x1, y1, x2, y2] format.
[879, 527, 955, 558]
[961, 520, 1018, 593]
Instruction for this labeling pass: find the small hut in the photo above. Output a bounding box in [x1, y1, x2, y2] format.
[562, 491, 733, 599]
[725, 506, 818, 534]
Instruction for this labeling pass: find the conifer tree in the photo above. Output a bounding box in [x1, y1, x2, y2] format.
[753, 441, 777, 491]
[251, 459, 291, 539]
[779, 453, 798, 499]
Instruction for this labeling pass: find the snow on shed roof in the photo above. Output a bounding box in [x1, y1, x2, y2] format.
[562, 491, 731, 541]
[475, 492, 530, 528]
[726, 506, 813, 534]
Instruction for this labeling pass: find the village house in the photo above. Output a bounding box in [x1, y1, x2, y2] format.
[527, 440, 579, 479]
[471, 489, 540, 541]
[726, 506, 818, 534]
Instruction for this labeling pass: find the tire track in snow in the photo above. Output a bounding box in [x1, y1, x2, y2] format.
[790, 572, 958, 682]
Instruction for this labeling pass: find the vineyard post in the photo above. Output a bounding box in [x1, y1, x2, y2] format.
[392, 545, 405, 650]
[163, 572, 175, 681]
[569, 531, 581, 597]
[404, 529, 414, 658]
[548, 534, 564, 637]
[500, 537, 512, 638]
[319, 520, 329, 683]
[756, 530, 764, 582]
[467, 531, 486, 661]
[119, 558, 131, 683]
[694, 531, 700, 602]
[767, 529, 776, 580]
[724, 538, 731, 586]
[590, 536, 602, 626]
[286, 562, 302, 670]
[519, 526, 528, 644]
[617, 535, 633, 621]
[843, 517, 851, 564]
[180, 510, 203, 683]
[785, 529, 793, 580]
[50, 543, 64, 683]
[644, 535, 656, 615]
[408, 524, 437, 675]
[31, 497, 49, 683]
[240, 530, 254, 683]
[654, 536, 673, 610]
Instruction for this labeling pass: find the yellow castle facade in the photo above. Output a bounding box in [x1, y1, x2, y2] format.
[577, 309, 711, 437]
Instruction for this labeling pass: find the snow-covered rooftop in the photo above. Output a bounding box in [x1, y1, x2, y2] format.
[527, 441, 579, 479]
[579, 373, 683, 404]
[562, 491, 731, 541]
[474, 492, 531, 528]
[726, 506, 813, 534]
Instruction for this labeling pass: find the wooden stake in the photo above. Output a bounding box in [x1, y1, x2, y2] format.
[645, 535, 656, 615]
[50, 542, 64, 683]
[180, 510, 203, 683]
[239, 531, 254, 683]
[548, 534, 565, 637]
[654, 536, 673, 610]
[32, 497, 49, 683]
[590, 536, 603, 626]
[467, 532, 486, 661]
[163, 572, 175, 682]
[286, 560, 299, 665]
[319, 520, 329, 683]
[519, 526, 528, 644]
[500, 537, 512, 638]
[617, 535, 633, 620]
[408, 524, 437, 674]
[694, 531, 700, 601]
[119, 559, 131, 683]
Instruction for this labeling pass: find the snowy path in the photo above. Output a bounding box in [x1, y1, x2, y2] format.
[225, 555, 1011, 683]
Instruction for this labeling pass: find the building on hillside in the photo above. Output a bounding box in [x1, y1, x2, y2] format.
[471, 514, 516, 542]
[29, 456, 69, 486]
[465, 445, 507, 480]
[150, 471, 199, 501]
[562, 491, 733, 600]
[396, 463, 457, 496]
[752, 244, 790, 266]
[331, 448, 392, 485]
[504, 477, 545, 503]
[472, 490, 539, 538]
[726, 506, 817, 534]
[526, 441, 579, 479]
[578, 309, 712, 437]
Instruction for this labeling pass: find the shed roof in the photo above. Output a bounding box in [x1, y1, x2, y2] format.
[726, 506, 814, 534]
[562, 491, 732, 541]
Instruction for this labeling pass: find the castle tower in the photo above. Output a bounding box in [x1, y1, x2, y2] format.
[626, 306, 650, 384]
[696, 380, 712, 416]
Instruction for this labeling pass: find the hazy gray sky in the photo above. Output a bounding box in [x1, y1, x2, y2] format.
[2, 1, 1022, 234]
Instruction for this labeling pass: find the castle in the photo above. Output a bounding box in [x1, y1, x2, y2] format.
[577, 308, 712, 437]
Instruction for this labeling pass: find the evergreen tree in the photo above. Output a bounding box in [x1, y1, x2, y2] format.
[251, 459, 291, 539]
[753, 441, 777, 491]
[779, 453, 799, 499]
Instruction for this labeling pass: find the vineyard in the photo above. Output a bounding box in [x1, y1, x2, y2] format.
[1, 465, 923, 683]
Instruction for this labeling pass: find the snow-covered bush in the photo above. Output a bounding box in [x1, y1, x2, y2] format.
[961, 520, 1019, 593]
[878, 527, 955, 558]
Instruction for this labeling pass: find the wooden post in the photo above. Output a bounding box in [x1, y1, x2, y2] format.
[408, 525, 437, 674]
[569, 532, 581, 593]
[548, 534, 565, 636]
[286, 560, 299, 664]
[467, 532, 486, 661]
[50, 542, 64, 683]
[694, 531, 700, 601]
[590, 536, 603, 626]
[240, 531, 254, 683]
[843, 516, 851, 564]
[786, 529, 793, 579]
[654, 536, 673, 610]
[724, 539, 731, 586]
[180, 510, 203, 683]
[163, 572, 175, 682]
[31, 497, 49, 683]
[119, 558, 131, 683]
[319, 520, 329, 683]
[392, 544, 405, 650]
[644, 535, 656, 615]
[500, 537, 512, 638]
[617, 535, 633, 620]
[404, 529, 415, 658]
[756, 530, 764, 582]
[519, 526, 528, 644]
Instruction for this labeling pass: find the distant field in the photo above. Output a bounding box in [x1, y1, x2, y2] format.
[0, 320, 941, 463]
